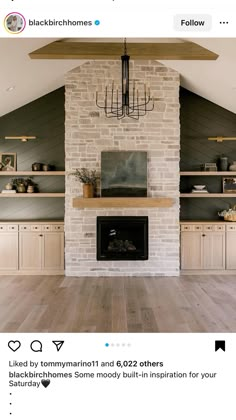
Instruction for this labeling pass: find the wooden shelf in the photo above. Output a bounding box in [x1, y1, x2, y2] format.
[180, 193, 236, 198]
[0, 171, 65, 176]
[73, 197, 174, 208]
[0, 193, 65, 198]
[180, 220, 229, 224]
[180, 171, 236, 176]
[0, 220, 64, 224]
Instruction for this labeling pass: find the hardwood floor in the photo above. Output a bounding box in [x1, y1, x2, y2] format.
[0, 275, 235, 332]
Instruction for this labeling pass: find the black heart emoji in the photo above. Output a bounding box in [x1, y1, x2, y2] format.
[8, 340, 21, 352]
[41, 380, 50, 388]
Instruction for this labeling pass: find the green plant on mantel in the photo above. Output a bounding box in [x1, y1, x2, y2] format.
[71, 168, 99, 185]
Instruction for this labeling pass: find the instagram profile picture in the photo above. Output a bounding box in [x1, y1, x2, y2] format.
[4, 12, 26, 34]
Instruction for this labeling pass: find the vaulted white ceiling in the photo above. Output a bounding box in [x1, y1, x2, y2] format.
[0, 38, 83, 117]
[0, 38, 236, 117]
[161, 38, 236, 115]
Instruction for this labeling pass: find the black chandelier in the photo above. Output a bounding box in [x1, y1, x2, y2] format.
[96, 39, 154, 120]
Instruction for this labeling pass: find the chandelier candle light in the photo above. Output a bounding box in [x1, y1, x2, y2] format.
[96, 39, 154, 120]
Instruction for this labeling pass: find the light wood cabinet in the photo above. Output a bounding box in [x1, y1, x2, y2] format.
[181, 223, 225, 270]
[181, 231, 202, 269]
[0, 231, 18, 270]
[19, 233, 42, 270]
[20, 231, 64, 271]
[226, 225, 236, 269]
[0, 222, 64, 274]
[202, 232, 225, 269]
[42, 232, 64, 270]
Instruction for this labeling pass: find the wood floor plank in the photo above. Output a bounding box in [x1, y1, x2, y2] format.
[0, 274, 235, 332]
[125, 278, 143, 332]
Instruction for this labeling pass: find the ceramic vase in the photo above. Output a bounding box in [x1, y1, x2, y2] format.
[5, 183, 13, 190]
[219, 156, 228, 171]
[83, 184, 93, 198]
[229, 161, 236, 171]
[17, 183, 26, 193]
[27, 185, 34, 193]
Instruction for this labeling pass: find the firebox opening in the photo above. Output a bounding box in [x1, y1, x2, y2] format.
[97, 216, 148, 261]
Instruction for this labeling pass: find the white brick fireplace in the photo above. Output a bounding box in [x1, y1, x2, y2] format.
[65, 60, 180, 276]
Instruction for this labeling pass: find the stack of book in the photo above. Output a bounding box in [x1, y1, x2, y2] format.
[1, 190, 16, 193]
[191, 185, 208, 193]
[200, 163, 217, 172]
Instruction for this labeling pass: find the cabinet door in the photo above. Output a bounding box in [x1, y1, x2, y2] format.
[202, 232, 225, 269]
[42, 232, 64, 270]
[19, 233, 42, 270]
[0, 233, 18, 270]
[226, 231, 236, 269]
[181, 232, 202, 269]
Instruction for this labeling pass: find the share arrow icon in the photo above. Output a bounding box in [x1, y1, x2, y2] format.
[52, 341, 64, 352]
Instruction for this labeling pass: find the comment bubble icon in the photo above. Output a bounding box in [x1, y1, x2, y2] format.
[30, 340, 43, 352]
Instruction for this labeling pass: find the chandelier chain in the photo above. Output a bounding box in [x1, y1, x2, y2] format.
[124, 38, 127, 55]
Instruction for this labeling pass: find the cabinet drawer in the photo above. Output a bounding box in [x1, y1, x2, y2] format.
[181, 225, 193, 231]
[20, 225, 31, 231]
[193, 225, 203, 231]
[203, 225, 214, 232]
[51, 225, 64, 232]
[0, 225, 7, 231]
[30, 225, 42, 232]
[42, 225, 52, 232]
[215, 225, 225, 231]
[7, 225, 18, 231]
[226, 225, 236, 231]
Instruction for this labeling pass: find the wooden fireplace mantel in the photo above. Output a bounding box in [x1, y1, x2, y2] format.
[73, 197, 174, 208]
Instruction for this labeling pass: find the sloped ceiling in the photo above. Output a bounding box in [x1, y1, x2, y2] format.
[161, 38, 236, 116]
[0, 38, 236, 117]
[0, 38, 84, 117]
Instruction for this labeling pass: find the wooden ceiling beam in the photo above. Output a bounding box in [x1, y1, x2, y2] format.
[29, 41, 218, 60]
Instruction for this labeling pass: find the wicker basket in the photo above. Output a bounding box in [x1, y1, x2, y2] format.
[224, 214, 236, 222]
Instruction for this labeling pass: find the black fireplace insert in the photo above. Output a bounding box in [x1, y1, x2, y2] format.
[97, 216, 148, 260]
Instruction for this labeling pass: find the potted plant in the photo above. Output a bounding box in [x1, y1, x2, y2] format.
[11, 177, 37, 193]
[71, 168, 99, 198]
[25, 178, 38, 193]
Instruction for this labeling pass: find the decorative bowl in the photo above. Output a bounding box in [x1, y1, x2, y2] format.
[193, 185, 206, 190]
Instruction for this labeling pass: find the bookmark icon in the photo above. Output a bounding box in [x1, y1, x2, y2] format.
[215, 340, 225, 352]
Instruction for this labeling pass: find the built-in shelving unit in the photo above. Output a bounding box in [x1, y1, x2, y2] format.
[180, 172, 236, 197]
[0, 193, 65, 198]
[180, 193, 236, 198]
[0, 171, 65, 197]
[0, 220, 64, 275]
[180, 171, 236, 176]
[0, 171, 65, 176]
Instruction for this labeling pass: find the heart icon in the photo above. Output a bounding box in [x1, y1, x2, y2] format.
[8, 340, 21, 352]
[41, 380, 50, 388]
